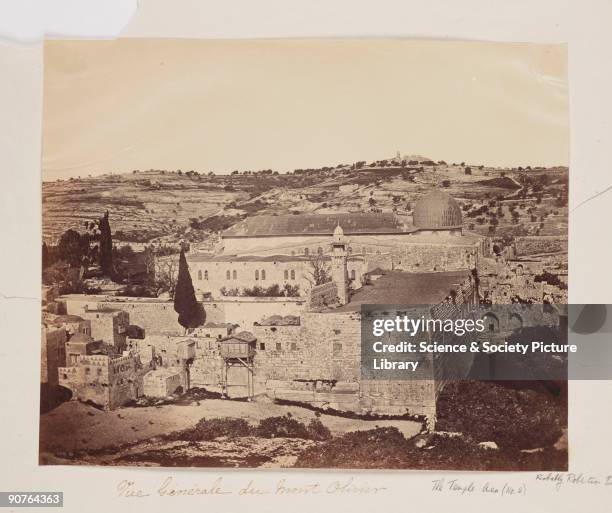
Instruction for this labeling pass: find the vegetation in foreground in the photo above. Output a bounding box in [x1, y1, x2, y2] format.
[168, 414, 332, 443]
[293, 427, 567, 471]
[295, 380, 567, 470]
[43, 381, 567, 471]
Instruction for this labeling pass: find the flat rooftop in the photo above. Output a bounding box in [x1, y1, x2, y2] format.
[335, 270, 472, 312]
[222, 213, 415, 237]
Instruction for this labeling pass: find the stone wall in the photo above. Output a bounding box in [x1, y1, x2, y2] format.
[253, 311, 362, 384]
[63, 299, 184, 335]
[185, 308, 471, 419]
[222, 298, 306, 329]
[60, 296, 306, 335]
[308, 282, 339, 309]
[366, 243, 479, 273]
[190, 338, 224, 389]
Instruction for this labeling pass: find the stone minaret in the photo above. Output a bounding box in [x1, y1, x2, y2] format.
[330, 224, 349, 305]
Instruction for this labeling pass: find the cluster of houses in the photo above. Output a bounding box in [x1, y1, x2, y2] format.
[41, 284, 251, 410]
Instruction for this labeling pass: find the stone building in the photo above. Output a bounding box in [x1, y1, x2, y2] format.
[185, 253, 367, 300]
[191, 322, 236, 340]
[58, 350, 146, 410]
[79, 307, 130, 352]
[219, 190, 476, 257]
[143, 368, 183, 397]
[51, 314, 91, 339]
[132, 335, 195, 389]
[185, 189, 486, 300]
[65, 332, 102, 366]
[41, 325, 67, 388]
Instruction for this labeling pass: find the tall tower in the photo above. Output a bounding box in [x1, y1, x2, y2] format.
[330, 224, 349, 305]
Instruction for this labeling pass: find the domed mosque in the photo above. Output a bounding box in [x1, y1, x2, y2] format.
[413, 188, 463, 235]
[191, 186, 485, 301]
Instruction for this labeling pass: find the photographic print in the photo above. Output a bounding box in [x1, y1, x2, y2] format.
[39, 39, 568, 470]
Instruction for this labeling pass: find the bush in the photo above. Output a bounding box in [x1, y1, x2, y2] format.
[177, 414, 330, 443]
[295, 427, 410, 468]
[306, 418, 332, 441]
[241, 284, 295, 297]
[255, 414, 310, 439]
[436, 381, 565, 450]
[283, 283, 300, 297]
[294, 427, 567, 471]
[185, 418, 253, 441]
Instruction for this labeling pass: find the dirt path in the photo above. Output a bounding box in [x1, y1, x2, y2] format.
[40, 399, 422, 454]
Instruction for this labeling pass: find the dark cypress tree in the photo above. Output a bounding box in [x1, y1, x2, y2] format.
[98, 211, 113, 276]
[174, 248, 205, 329]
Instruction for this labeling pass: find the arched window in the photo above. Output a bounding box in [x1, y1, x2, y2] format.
[350, 269, 356, 280]
[290, 270, 295, 280]
[226, 270, 231, 280]
[304, 248, 309, 256]
[197, 270, 202, 280]
[317, 247, 323, 255]
[204, 270, 208, 280]
[232, 270, 237, 280]
[255, 270, 259, 280]
[261, 269, 266, 280]
[284, 270, 289, 280]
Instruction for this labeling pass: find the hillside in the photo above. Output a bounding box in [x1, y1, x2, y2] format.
[42, 161, 569, 247]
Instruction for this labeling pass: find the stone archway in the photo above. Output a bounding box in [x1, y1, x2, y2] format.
[483, 312, 500, 333]
[508, 312, 524, 331]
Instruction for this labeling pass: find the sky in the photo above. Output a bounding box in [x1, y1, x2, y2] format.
[42, 38, 568, 179]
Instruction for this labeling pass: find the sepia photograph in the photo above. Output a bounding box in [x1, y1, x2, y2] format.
[39, 38, 569, 470]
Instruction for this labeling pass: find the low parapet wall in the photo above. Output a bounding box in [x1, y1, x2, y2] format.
[59, 295, 307, 335]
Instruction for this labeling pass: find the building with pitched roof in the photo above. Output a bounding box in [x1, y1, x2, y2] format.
[186, 189, 486, 300]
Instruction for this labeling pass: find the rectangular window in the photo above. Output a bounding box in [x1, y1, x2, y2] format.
[259, 343, 265, 350]
[333, 342, 342, 355]
[276, 342, 282, 351]
[290, 342, 297, 351]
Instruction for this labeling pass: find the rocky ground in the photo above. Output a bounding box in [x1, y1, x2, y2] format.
[39, 399, 422, 467]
